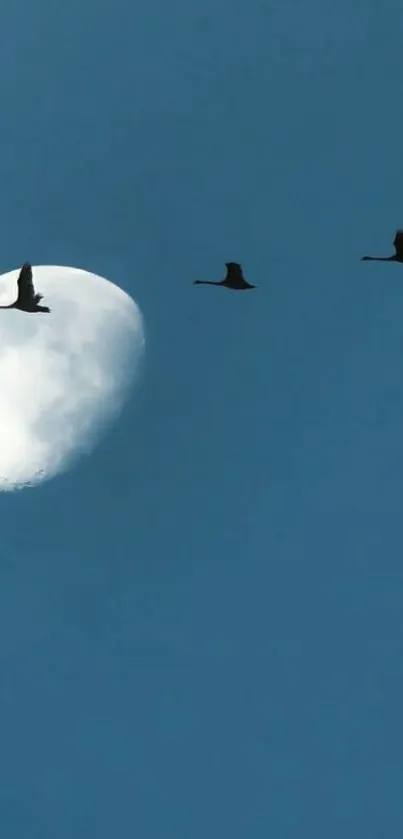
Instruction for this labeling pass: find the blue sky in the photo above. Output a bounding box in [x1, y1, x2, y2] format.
[0, 0, 403, 835]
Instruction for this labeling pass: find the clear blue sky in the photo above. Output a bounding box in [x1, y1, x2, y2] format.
[0, 0, 402, 835]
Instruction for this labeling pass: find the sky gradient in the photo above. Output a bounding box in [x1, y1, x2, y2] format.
[0, 0, 403, 835]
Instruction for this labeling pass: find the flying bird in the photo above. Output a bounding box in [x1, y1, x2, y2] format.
[193, 262, 255, 290]
[361, 230, 403, 263]
[0, 263, 50, 313]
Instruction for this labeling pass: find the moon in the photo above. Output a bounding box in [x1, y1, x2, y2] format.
[0, 265, 145, 491]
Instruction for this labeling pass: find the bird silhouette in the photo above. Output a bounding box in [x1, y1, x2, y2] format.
[0, 263, 50, 313]
[193, 262, 255, 290]
[361, 230, 403, 263]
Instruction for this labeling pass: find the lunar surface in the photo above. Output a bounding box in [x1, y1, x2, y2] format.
[0, 265, 145, 491]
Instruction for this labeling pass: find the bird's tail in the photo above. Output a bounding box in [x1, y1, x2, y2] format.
[37, 305, 50, 313]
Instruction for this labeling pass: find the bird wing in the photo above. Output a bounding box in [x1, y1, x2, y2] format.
[224, 262, 244, 282]
[394, 230, 403, 257]
[16, 263, 36, 306]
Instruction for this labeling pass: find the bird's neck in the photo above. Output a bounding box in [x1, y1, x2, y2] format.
[363, 255, 397, 261]
[195, 280, 220, 285]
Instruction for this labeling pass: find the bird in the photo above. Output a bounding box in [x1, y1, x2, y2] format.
[193, 262, 256, 290]
[361, 230, 403, 263]
[0, 263, 50, 313]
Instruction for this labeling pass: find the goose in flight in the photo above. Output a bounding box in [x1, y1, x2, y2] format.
[361, 230, 403, 263]
[0, 263, 50, 312]
[193, 262, 255, 290]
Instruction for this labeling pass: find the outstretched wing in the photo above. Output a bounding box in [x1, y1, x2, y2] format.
[224, 262, 244, 282]
[394, 230, 403, 257]
[16, 263, 36, 306]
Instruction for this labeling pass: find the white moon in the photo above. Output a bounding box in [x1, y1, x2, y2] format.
[0, 265, 145, 491]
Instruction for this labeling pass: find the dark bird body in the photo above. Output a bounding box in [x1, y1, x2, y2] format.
[193, 262, 255, 290]
[0, 263, 50, 312]
[361, 230, 403, 263]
